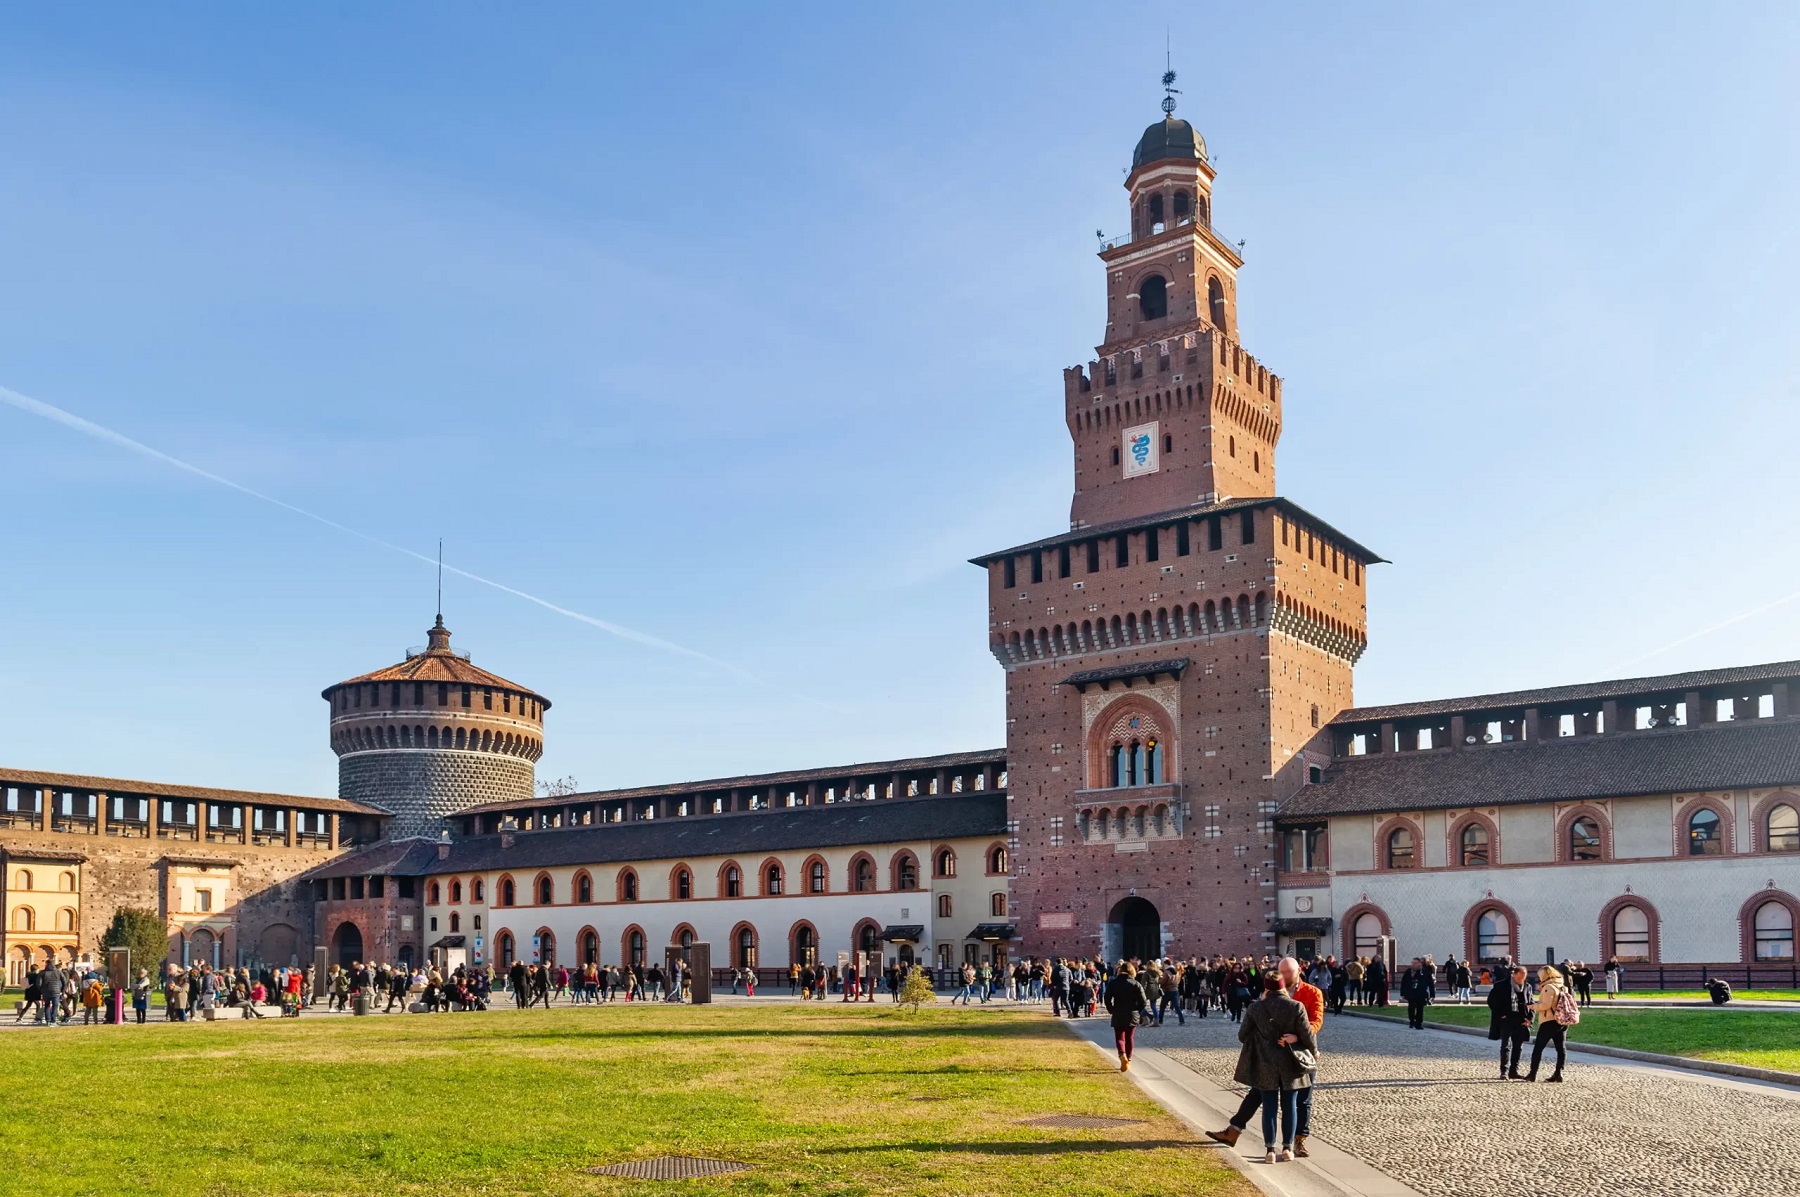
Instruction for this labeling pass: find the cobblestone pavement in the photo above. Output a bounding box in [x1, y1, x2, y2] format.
[1144, 1010, 1800, 1197]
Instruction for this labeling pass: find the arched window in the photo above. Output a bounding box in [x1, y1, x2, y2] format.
[581, 929, 598, 964]
[58, 872, 75, 892]
[1386, 827, 1416, 869]
[1138, 274, 1168, 320]
[1352, 912, 1382, 958]
[895, 853, 918, 891]
[1769, 804, 1800, 852]
[1753, 901, 1795, 961]
[499, 878, 515, 907]
[674, 867, 693, 900]
[1207, 277, 1227, 328]
[472, 879, 485, 903]
[935, 849, 956, 879]
[55, 908, 75, 932]
[12, 908, 31, 931]
[764, 863, 783, 896]
[724, 865, 742, 898]
[807, 860, 826, 894]
[1688, 808, 1723, 856]
[938, 894, 952, 918]
[13, 870, 30, 891]
[627, 929, 645, 967]
[1612, 906, 1652, 962]
[989, 845, 1008, 874]
[449, 912, 460, 933]
[852, 857, 875, 893]
[536, 875, 554, 905]
[794, 924, 818, 966]
[1110, 744, 1125, 787]
[427, 882, 441, 905]
[858, 923, 879, 954]
[1569, 817, 1603, 861]
[1460, 823, 1490, 867]
[497, 930, 515, 968]
[1475, 908, 1510, 960]
[620, 871, 639, 902]
[990, 893, 1007, 917]
[735, 925, 757, 969]
[575, 872, 593, 903]
[449, 880, 462, 903]
[538, 929, 556, 966]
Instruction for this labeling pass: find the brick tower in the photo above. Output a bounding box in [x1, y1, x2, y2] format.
[975, 82, 1380, 961]
[323, 616, 549, 838]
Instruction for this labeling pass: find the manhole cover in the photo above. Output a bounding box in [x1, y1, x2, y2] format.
[1020, 1114, 1146, 1129]
[585, 1157, 751, 1180]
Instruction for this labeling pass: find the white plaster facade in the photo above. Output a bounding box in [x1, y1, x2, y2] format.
[423, 833, 1013, 973]
[1278, 787, 1800, 968]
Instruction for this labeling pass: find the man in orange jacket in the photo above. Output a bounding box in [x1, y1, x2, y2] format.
[1207, 956, 1324, 1157]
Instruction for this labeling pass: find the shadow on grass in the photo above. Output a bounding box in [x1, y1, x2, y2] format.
[817, 1139, 1197, 1156]
[478, 1022, 1075, 1046]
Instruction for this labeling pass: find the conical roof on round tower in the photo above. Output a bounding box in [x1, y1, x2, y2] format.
[321, 617, 549, 708]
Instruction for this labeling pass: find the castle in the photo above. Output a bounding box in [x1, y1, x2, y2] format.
[5, 93, 1797, 985]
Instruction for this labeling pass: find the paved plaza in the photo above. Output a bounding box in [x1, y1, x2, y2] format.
[1134, 1012, 1800, 1197]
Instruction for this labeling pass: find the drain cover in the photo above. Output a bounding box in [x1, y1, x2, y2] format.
[585, 1157, 751, 1180]
[1020, 1114, 1146, 1129]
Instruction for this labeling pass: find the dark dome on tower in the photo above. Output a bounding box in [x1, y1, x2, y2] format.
[1132, 115, 1207, 171]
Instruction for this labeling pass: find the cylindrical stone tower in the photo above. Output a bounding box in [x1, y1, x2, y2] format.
[323, 616, 549, 838]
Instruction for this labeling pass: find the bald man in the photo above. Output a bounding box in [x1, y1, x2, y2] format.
[1207, 956, 1324, 1157]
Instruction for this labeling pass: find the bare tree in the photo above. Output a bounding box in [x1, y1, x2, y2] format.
[536, 775, 579, 798]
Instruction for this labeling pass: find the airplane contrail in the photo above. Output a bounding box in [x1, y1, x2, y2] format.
[1611, 587, 1800, 672]
[0, 383, 747, 675]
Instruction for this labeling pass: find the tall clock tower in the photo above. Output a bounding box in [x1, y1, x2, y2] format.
[976, 81, 1380, 961]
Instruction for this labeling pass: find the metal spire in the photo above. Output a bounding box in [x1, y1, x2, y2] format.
[1162, 35, 1180, 116]
[436, 538, 443, 623]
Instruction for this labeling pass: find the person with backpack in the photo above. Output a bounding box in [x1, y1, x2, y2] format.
[1525, 964, 1578, 1082]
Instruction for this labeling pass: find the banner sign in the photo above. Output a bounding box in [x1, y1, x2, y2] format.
[1122, 422, 1159, 477]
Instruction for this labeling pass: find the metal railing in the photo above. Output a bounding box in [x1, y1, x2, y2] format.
[1098, 214, 1239, 254]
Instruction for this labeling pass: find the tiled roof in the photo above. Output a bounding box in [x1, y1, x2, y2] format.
[326, 619, 548, 705]
[313, 793, 1009, 878]
[1061, 659, 1189, 689]
[1333, 660, 1800, 724]
[301, 837, 440, 880]
[1279, 719, 1800, 820]
[970, 496, 1385, 565]
[458, 748, 1008, 817]
[0, 768, 387, 816]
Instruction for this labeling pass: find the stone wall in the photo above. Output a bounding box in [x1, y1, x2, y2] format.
[338, 751, 533, 838]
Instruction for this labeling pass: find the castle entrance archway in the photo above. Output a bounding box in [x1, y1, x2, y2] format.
[1107, 896, 1162, 963]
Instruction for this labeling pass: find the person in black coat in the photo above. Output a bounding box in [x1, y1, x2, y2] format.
[1486, 964, 1531, 1079]
[1362, 957, 1389, 1007]
[1398, 959, 1431, 1029]
[1102, 962, 1149, 1072]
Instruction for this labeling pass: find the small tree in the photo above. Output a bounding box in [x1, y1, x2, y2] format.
[99, 907, 168, 982]
[898, 965, 937, 1014]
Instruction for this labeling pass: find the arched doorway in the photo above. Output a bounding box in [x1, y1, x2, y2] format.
[333, 921, 364, 968]
[1107, 896, 1161, 963]
[188, 927, 217, 968]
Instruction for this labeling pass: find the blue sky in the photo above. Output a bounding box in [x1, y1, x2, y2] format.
[4, 4, 1799, 798]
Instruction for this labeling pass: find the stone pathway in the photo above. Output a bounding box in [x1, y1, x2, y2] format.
[1142, 1010, 1800, 1197]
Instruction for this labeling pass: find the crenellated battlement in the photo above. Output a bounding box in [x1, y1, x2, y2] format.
[1063, 326, 1281, 414]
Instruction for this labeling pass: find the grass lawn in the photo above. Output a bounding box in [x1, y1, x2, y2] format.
[1614, 990, 1800, 1002]
[1361, 1004, 1800, 1073]
[0, 1002, 1249, 1197]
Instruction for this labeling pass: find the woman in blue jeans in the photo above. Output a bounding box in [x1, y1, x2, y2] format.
[1233, 972, 1317, 1163]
